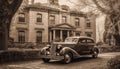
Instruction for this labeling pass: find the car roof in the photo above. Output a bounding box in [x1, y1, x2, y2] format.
[66, 36, 94, 40]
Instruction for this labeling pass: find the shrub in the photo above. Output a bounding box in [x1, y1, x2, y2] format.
[0, 49, 41, 63]
[98, 46, 120, 53]
[0, 50, 25, 62]
[96, 41, 104, 46]
[107, 55, 120, 69]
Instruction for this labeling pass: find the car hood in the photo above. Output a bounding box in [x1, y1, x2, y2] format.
[53, 42, 76, 44]
[52, 42, 77, 47]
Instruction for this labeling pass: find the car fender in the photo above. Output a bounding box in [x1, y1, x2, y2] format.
[92, 47, 99, 53]
[60, 47, 80, 57]
[40, 47, 49, 54]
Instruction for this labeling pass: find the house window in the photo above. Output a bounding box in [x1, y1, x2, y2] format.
[86, 22, 91, 28]
[18, 31, 25, 44]
[50, 0, 55, 4]
[62, 16, 67, 23]
[36, 31, 42, 43]
[18, 13, 25, 23]
[49, 15, 55, 25]
[50, 0, 58, 5]
[36, 13, 42, 23]
[76, 32, 80, 36]
[75, 18, 80, 27]
[86, 32, 92, 37]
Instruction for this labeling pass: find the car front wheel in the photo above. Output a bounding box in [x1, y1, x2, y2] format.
[63, 53, 72, 64]
[92, 51, 98, 58]
[42, 58, 50, 63]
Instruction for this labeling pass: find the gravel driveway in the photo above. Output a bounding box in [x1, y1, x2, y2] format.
[0, 52, 120, 69]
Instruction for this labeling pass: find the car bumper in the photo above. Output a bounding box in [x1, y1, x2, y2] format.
[40, 55, 64, 60]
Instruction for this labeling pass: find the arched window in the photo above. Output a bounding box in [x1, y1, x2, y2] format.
[18, 30, 25, 44]
[36, 31, 42, 43]
[49, 15, 55, 25]
[36, 13, 42, 23]
[62, 16, 67, 23]
[75, 18, 80, 27]
[86, 22, 91, 28]
[18, 13, 25, 23]
[85, 32, 92, 37]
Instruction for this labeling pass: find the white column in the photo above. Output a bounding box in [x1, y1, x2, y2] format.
[50, 30, 52, 42]
[60, 30, 63, 41]
[72, 31, 75, 36]
[67, 30, 70, 37]
[53, 30, 56, 41]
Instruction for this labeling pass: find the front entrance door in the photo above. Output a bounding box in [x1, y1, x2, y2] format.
[63, 30, 67, 41]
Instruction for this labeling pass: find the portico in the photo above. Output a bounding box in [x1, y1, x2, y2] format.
[49, 23, 76, 42]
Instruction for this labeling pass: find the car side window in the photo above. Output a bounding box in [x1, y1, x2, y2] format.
[78, 39, 86, 43]
[86, 39, 94, 43]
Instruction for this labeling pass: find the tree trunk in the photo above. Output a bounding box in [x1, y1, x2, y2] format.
[0, 0, 23, 50]
[0, 25, 8, 50]
[110, 13, 120, 46]
[113, 34, 120, 46]
[104, 13, 120, 46]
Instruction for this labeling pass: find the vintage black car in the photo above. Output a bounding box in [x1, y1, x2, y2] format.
[40, 36, 99, 63]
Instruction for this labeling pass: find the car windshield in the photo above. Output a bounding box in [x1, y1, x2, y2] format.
[65, 38, 79, 43]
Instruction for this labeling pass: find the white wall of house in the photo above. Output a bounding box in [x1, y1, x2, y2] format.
[28, 9, 49, 43]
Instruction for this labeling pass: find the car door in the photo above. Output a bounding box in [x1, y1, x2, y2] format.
[85, 39, 95, 53]
[77, 38, 87, 55]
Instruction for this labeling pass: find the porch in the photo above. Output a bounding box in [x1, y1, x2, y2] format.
[48, 23, 76, 42]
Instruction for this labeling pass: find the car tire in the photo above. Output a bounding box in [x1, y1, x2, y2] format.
[63, 53, 72, 64]
[42, 58, 50, 63]
[92, 51, 98, 58]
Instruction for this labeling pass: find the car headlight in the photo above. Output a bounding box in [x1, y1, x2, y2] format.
[57, 44, 62, 49]
[40, 47, 50, 55]
[47, 44, 51, 48]
[46, 51, 50, 55]
[56, 53, 60, 56]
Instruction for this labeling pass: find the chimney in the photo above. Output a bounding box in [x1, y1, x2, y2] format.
[48, 0, 59, 5]
[29, 0, 34, 4]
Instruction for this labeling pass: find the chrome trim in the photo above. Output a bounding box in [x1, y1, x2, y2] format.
[60, 47, 80, 57]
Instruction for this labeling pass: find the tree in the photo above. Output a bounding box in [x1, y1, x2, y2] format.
[0, 0, 23, 50]
[92, 0, 120, 46]
[69, 0, 120, 46]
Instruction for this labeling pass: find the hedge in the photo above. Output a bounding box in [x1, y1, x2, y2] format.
[97, 46, 120, 53]
[107, 55, 120, 69]
[0, 49, 41, 63]
[0, 46, 120, 63]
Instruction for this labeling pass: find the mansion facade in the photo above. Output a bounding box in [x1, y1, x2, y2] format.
[10, 0, 96, 44]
